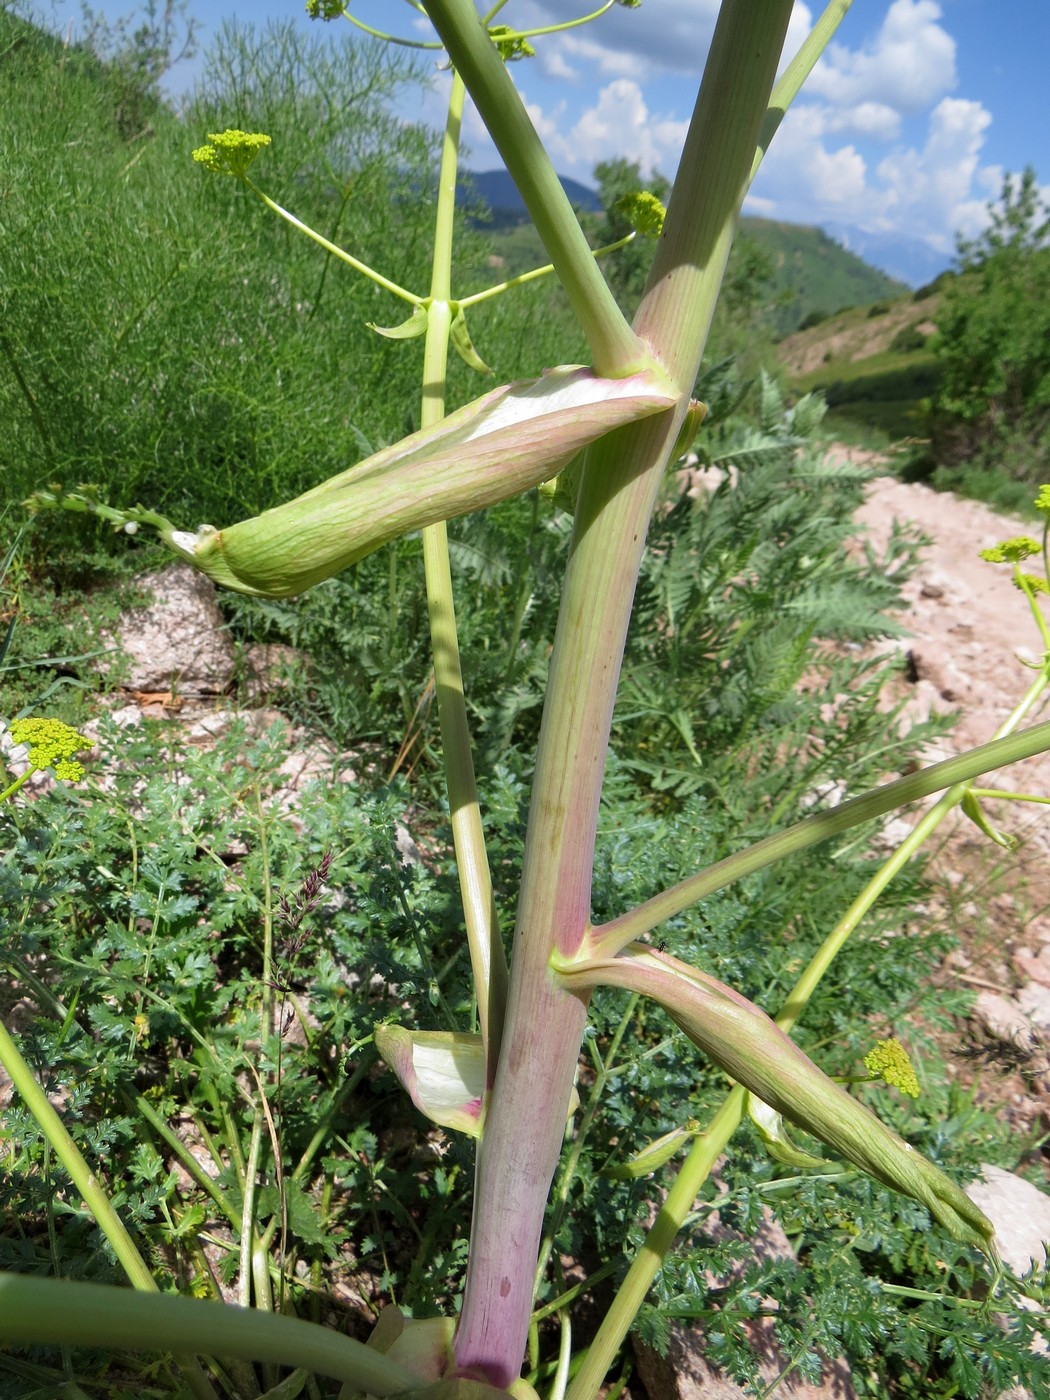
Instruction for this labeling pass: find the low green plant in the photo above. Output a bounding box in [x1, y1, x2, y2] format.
[4, 3, 1050, 1398]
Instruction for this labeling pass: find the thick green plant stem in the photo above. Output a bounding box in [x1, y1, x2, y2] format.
[419, 68, 507, 1058]
[572, 665, 1050, 1394]
[451, 3, 795, 1386]
[421, 0, 645, 376]
[0, 1274, 423, 1394]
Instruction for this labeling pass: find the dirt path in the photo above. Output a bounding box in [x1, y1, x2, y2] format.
[855, 468, 1050, 774]
[840, 452, 1050, 1152]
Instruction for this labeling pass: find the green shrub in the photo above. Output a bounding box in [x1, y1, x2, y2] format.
[927, 168, 1050, 479]
[889, 322, 929, 354]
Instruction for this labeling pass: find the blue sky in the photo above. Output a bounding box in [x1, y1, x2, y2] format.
[36, 1, 1050, 268]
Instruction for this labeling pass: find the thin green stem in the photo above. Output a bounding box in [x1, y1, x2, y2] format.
[239, 1114, 265, 1310]
[565, 1087, 747, 1400]
[0, 1023, 156, 1291]
[0, 767, 32, 804]
[512, 3, 615, 40]
[245, 181, 421, 306]
[1014, 559, 1050, 651]
[422, 0, 645, 375]
[419, 68, 508, 1063]
[588, 718, 1050, 958]
[969, 787, 1050, 804]
[750, 0, 854, 185]
[134, 1094, 239, 1228]
[343, 11, 444, 49]
[458, 234, 636, 310]
[0, 1025, 216, 1399]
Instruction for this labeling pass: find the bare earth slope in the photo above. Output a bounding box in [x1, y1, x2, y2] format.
[848, 458, 1050, 1157]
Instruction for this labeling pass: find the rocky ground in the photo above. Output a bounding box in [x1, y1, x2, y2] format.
[853, 466, 1050, 1131]
[4, 468, 1050, 1399]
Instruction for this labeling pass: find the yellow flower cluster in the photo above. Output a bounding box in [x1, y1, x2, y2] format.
[192, 130, 271, 179]
[979, 536, 1041, 564]
[864, 1038, 920, 1099]
[7, 716, 91, 783]
[614, 191, 667, 239]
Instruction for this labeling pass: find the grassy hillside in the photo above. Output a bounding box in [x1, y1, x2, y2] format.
[744, 217, 907, 335]
[776, 286, 943, 443]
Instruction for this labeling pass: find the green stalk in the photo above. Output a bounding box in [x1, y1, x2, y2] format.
[588, 718, 1050, 957]
[0, 1025, 158, 1290]
[422, 0, 645, 376]
[450, 3, 796, 1386]
[419, 67, 508, 1061]
[245, 181, 420, 306]
[751, 0, 854, 183]
[0, 1274, 422, 1394]
[571, 664, 1050, 1395]
[134, 1094, 239, 1228]
[0, 1024, 215, 1400]
[458, 233, 637, 311]
[565, 1086, 747, 1400]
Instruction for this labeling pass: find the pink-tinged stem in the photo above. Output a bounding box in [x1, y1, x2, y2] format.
[448, 1, 795, 1386]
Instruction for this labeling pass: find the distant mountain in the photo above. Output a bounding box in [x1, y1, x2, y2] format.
[740, 218, 907, 335]
[461, 168, 603, 226]
[821, 222, 954, 290]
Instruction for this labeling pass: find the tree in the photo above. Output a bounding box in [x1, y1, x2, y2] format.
[928, 167, 1050, 475]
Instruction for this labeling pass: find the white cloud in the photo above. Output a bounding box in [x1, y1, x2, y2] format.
[750, 86, 997, 259]
[555, 30, 647, 80]
[523, 0, 722, 77]
[554, 79, 690, 180]
[875, 96, 993, 242]
[539, 48, 580, 83]
[808, 0, 956, 113]
[826, 101, 902, 142]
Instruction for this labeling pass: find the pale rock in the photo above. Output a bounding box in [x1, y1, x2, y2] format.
[115, 563, 236, 694]
[1011, 949, 1050, 988]
[1018, 982, 1050, 1032]
[874, 815, 914, 851]
[907, 644, 973, 704]
[966, 1165, 1050, 1279]
[972, 991, 1039, 1054]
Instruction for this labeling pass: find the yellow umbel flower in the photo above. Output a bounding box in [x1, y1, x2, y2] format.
[614, 191, 667, 238]
[192, 130, 271, 179]
[979, 536, 1041, 564]
[864, 1038, 920, 1099]
[7, 716, 91, 783]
